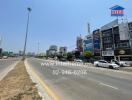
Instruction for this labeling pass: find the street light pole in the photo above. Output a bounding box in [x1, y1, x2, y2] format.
[22, 7, 32, 60]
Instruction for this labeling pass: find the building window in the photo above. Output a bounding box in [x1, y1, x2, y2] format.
[102, 29, 112, 37]
[128, 23, 132, 30]
[129, 31, 132, 39]
[103, 44, 113, 49]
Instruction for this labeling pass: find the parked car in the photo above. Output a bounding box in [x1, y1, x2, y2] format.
[74, 59, 83, 62]
[3, 56, 8, 59]
[111, 59, 130, 67]
[94, 60, 120, 69]
[59, 58, 67, 62]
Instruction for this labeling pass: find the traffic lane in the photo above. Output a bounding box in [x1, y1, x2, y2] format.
[46, 59, 132, 80]
[30, 58, 132, 81]
[0, 58, 20, 73]
[27, 58, 132, 100]
[28, 58, 132, 92]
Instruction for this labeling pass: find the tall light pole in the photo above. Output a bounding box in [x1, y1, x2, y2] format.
[22, 7, 32, 60]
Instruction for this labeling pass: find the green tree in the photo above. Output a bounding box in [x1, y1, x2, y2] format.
[74, 50, 81, 59]
[36, 53, 46, 58]
[83, 51, 93, 59]
[67, 52, 74, 61]
[57, 53, 63, 60]
[63, 53, 67, 58]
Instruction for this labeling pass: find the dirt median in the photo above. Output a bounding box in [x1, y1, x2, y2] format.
[0, 61, 42, 100]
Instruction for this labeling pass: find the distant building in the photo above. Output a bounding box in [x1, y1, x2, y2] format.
[19, 50, 23, 56]
[59, 47, 67, 54]
[76, 35, 83, 53]
[46, 45, 58, 57]
[0, 48, 2, 57]
[27, 52, 35, 57]
[46, 50, 49, 56]
[49, 45, 58, 51]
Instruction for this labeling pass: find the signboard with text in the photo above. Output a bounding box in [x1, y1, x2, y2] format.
[110, 5, 124, 17]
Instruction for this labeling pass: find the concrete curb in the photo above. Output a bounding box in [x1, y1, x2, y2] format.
[25, 59, 59, 100]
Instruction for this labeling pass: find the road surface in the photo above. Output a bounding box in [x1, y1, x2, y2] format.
[27, 58, 132, 100]
[0, 58, 20, 80]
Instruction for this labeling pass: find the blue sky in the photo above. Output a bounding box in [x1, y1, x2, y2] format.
[0, 0, 132, 53]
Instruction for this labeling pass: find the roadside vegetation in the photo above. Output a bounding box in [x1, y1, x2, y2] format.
[0, 61, 42, 100]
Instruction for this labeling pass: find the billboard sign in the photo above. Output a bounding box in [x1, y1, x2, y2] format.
[110, 5, 124, 17]
[83, 38, 93, 53]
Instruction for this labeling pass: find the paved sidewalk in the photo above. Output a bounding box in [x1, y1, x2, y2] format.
[120, 67, 132, 72]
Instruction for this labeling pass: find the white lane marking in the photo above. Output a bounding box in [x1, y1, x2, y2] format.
[99, 82, 119, 90]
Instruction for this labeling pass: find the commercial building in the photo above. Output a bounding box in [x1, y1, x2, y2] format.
[93, 29, 101, 57]
[128, 22, 132, 54]
[101, 19, 132, 64]
[83, 30, 101, 58]
[76, 35, 83, 53]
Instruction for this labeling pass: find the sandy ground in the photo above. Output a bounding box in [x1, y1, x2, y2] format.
[0, 61, 42, 100]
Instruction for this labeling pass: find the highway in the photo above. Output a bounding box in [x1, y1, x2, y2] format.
[0, 58, 20, 80]
[27, 58, 132, 100]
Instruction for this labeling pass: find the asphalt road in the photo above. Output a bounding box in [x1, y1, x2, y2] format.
[0, 58, 20, 80]
[27, 58, 132, 100]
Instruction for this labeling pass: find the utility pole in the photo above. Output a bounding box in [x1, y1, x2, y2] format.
[22, 7, 32, 60]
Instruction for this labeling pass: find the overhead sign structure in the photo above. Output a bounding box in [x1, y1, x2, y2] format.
[110, 5, 125, 17]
